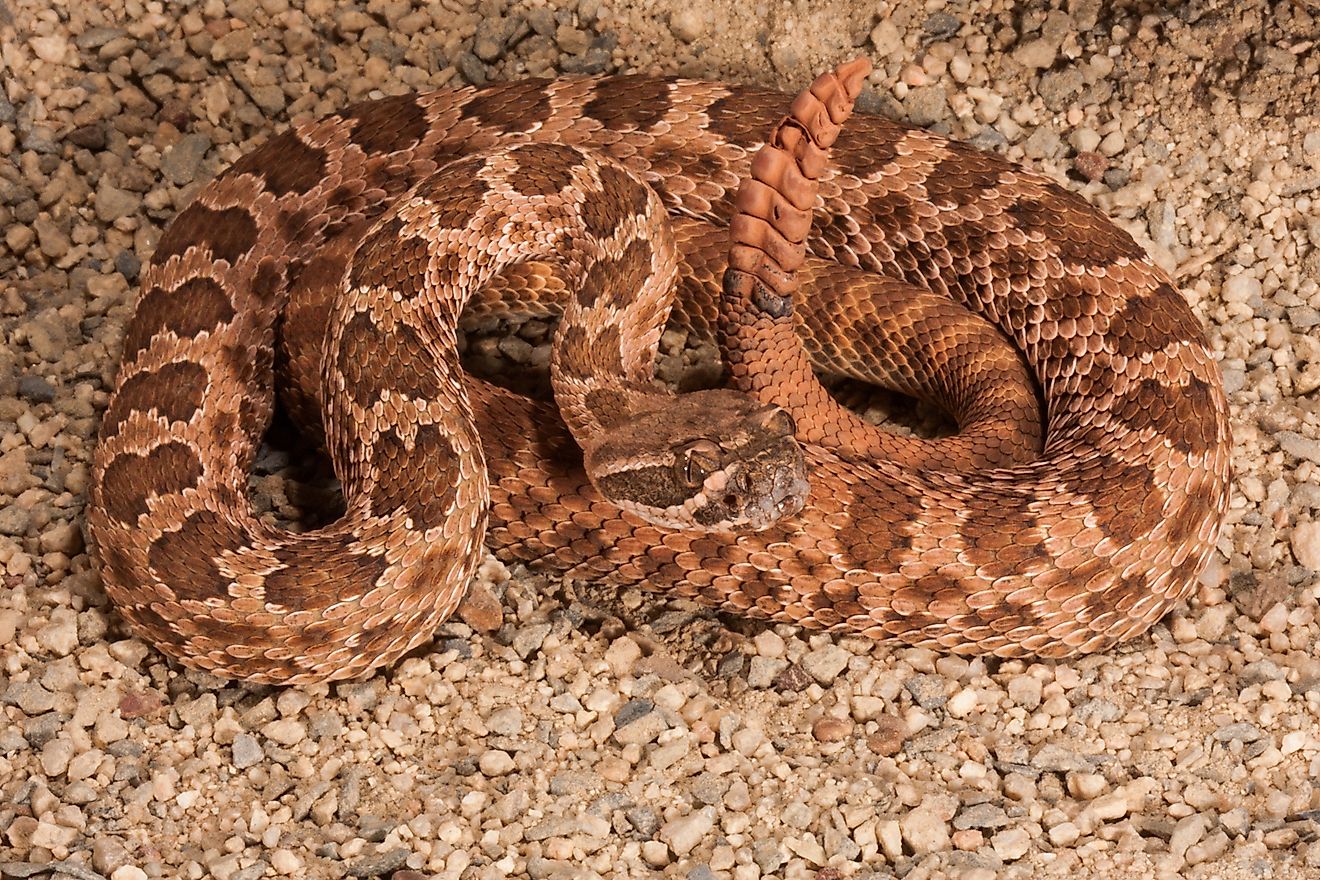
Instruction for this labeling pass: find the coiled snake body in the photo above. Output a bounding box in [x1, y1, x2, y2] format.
[88, 61, 1231, 684]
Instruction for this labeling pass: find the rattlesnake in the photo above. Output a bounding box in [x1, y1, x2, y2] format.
[87, 60, 1231, 684]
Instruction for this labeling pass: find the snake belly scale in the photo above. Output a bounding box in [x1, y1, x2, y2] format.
[87, 62, 1232, 684]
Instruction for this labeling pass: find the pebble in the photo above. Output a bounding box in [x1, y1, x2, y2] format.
[900, 802, 951, 854]
[230, 733, 263, 769]
[478, 749, 515, 776]
[660, 808, 715, 856]
[1292, 521, 1320, 569]
[991, 827, 1031, 860]
[799, 644, 850, 685]
[669, 10, 703, 43]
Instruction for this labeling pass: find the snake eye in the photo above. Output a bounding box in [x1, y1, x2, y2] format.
[680, 440, 721, 487]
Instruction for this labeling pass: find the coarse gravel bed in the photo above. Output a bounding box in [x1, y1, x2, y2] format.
[1, 1, 1319, 879]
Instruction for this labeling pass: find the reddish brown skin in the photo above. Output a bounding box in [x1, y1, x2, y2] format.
[87, 62, 1231, 684]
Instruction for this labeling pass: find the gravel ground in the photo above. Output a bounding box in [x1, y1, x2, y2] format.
[3, 1, 1320, 878]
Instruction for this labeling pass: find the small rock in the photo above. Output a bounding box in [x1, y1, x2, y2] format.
[94, 181, 138, 223]
[669, 9, 703, 42]
[900, 802, 951, 854]
[230, 733, 263, 769]
[345, 849, 409, 877]
[270, 850, 301, 874]
[954, 803, 1010, 830]
[263, 718, 305, 746]
[1213, 722, 1262, 743]
[17, 375, 55, 402]
[1292, 521, 1320, 570]
[93, 837, 130, 874]
[111, 868, 148, 880]
[866, 714, 908, 756]
[1170, 813, 1208, 858]
[479, 749, 515, 776]
[904, 674, 947, 710]
[30, 35, 70, 63]
[555, 25, 590, 55]
[1279, 432, 1320, 464]
[1075, 150, 1108, 182]
[659, 807, 715, 856]
[36, 610, 79, 656]
[160, 133, 212, 186]
[4, 681, 57, 714]
[511, 622, 551, 658]
[812, 717, 853, 742]
[991, 827, 1031, 860]
[800, 644, 850, 685]
[1014, 38, 1057, 69]
[456, 581, 503, 631]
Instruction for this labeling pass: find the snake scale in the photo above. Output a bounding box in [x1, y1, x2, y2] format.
[87, 60, 1231, 684]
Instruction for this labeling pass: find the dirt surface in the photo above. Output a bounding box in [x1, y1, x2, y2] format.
[2, 1, 1319, 879]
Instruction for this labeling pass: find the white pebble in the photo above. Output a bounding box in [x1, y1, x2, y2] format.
[479, 749, 515, 776]
[271, 849, 302, 874]
[36, 609, 79, 656]
[659, 806, 715, 856]
[1222, 273, 1261, 304]
[261, 719, 306, 746]
[899, 804, 950, 854]
[111, 868, 148, 880]
[991, 827, 1031, 860]
[946, 688, 978, 717]
[1291, 521, 1320, 570]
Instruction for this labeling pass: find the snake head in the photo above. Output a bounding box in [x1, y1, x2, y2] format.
[584, 389, 809, 531]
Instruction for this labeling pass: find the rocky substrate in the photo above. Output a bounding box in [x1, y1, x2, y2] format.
[2, 1, 1319, 879]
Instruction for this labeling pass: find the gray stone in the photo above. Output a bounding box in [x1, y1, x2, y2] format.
[345, 849, 409, 877]
[160, 133, 212, 186]
[230, 732, 263, 769]
[904, 674, 948, 710]
[954, 803, 1010, 830]
[1280, 432, 1320, 464]
[17, 375, 55, 403]
[1213, 722, 1263, 743]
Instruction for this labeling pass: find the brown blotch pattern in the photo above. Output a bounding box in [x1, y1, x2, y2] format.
[121, 277, 236, 364]
[99, 442, 204, 525]
[584, 76, 674, 131]
[341, 94, 429, 156]
[509, 143, 583, 196]
[704, 91, 782, 148]
[350, 218, 434, 301]
[369, 422, 459, 527]
[1111, 375, 1219, 456]
[335, 312, 441, 409]
[263, 542, 390, 609]
[460, 81, 553, 133]
[582, 387, 632, 426]
[102, 361, 208, 439]
[148, 510, 247, 602]
[1060, 455, 1162, 550]
[597, 465, 689, 512]
[923, 142, 1004, 210]
[154, 204, 258, 266]
[1108, 284, 1205, 359]
[226, 130, 327, 198]
[581, 163, 649, 238]
[578, 238, 653, 310]
[1007, 182, 1149, 265]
